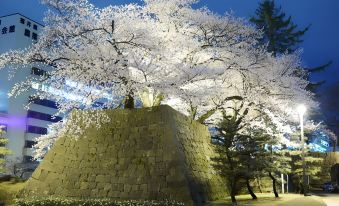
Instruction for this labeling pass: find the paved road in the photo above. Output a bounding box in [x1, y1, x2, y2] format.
[314, 191, 339, 206]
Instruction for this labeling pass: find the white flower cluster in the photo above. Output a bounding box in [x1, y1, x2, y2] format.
[0, 0, 320, 155]
[15, 197, 185, 206]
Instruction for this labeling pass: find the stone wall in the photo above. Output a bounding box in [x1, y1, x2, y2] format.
[21, 105, 227, 205]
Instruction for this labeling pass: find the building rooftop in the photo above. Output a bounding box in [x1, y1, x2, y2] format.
[0, 13, 44, 27]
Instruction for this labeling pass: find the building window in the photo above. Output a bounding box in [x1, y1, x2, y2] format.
[23, 155, 36, 163]
[32, 32, 38, 40]
[27, 21, 31, 27]
[31, 82, 49, 92]
[24, 140, 37, 148]
[29, 97, 59, 109]
[2, 27, 7, 34]
[26, 125, 47, 135]
[27, 110, 62, 123]
[9, 25, 15, 33]
[33, 24, 37, 30]
[24, 29, 30, 37]
[31, 82, 40, 90]
[31, 67, 46, 76]
[93, 101, 104, 108]
[20, 18, 25, 24]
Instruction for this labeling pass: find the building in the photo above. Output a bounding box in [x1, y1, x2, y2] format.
[0, 13, 60, 170]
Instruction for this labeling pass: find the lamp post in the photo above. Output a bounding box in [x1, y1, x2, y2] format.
[297, 104, 307, 196]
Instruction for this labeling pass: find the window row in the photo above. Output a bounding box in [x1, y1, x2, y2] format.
[23, 155, 37, 163]
[24, 140, 37, 148]
[31, 82, 49, 92]
[27, 110, 62, 123]
[31, 67, 48, 76]
[29, 97, 59, 109]
[24, 29, 38, 40]
[20, 17, 38, 30]
[26, 125, 47, 135]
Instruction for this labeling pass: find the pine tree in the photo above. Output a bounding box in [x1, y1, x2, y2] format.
[256, 112, 291, 198]
[290, 151, 323, 194]
[212, 109, 248, 205]
[264, 147, 291, 197]
[212, 101, 276, 203]
[250, 0, 309, 56]
[0, 127, 11, 173]
[240, 128, 272, 200]
[250, 0, 331, 92]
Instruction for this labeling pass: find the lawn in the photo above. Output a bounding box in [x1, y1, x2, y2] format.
[0, 182, 326, 206]
[208, 193, 326, 206]
[0, 180, 26, 206]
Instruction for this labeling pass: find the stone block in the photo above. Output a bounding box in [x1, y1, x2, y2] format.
[124, 184, 132, 193]
[80, 182, 89, 189]
[95, 175, 107, 183]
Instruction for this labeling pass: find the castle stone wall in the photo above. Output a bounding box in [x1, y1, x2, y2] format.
[22, 106, 227, 205]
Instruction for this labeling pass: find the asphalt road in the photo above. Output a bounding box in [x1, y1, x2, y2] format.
[314, 191, 339, 206]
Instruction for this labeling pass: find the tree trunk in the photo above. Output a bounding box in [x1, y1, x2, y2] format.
[230, 188, 237, 206]
[269, 172, 279, 197]
[333, 139, 337, 152]
[246, 178, 257, 200]
[230, 179, 238, 206]
[299, 179, 304, 194]
[124, 93, 134, 109]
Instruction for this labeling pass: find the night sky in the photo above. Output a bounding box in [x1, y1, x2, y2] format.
[1, 0, 339, 123]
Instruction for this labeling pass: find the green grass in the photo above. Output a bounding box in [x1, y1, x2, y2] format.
[208, 193, 326, 206]
[0, 180, 26, 206]
[0, 183, 326, 206]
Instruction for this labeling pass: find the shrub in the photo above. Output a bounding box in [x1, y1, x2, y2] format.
[15, 198, 185, 206]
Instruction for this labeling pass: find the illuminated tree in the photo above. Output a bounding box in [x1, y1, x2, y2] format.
[0, 0, 318, 161]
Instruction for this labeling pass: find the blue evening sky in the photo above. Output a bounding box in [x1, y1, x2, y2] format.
[1, 0, 338, 86]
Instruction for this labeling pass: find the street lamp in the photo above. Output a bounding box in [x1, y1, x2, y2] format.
[297, 104, 307, 196]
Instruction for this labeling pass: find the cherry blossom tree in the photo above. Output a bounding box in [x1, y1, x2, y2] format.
[0, 0, 320, 159]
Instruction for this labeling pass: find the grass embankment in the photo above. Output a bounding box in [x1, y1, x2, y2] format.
[208, 193, 326, 206]
[0, 180, 25, 206]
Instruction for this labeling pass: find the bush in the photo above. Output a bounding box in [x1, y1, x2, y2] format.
[0, 181, 26, 205]
[15, 198, 185, 206]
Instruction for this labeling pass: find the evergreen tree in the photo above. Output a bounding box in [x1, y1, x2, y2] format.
[256, 112, 291, 198]
[251, 0, 332, 95]
[0, 127, 11, 173]
[212, 108, 248, 205]
[263, 146, 291, 197]
[240, 127, 272, 200]
[250, 0, 309, 56]
[304, 61, 332, 94]
[290, 151, 323, 194]
[288, 129, 324, 194]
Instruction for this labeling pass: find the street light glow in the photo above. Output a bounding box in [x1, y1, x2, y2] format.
[297, 104, 307, 115]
